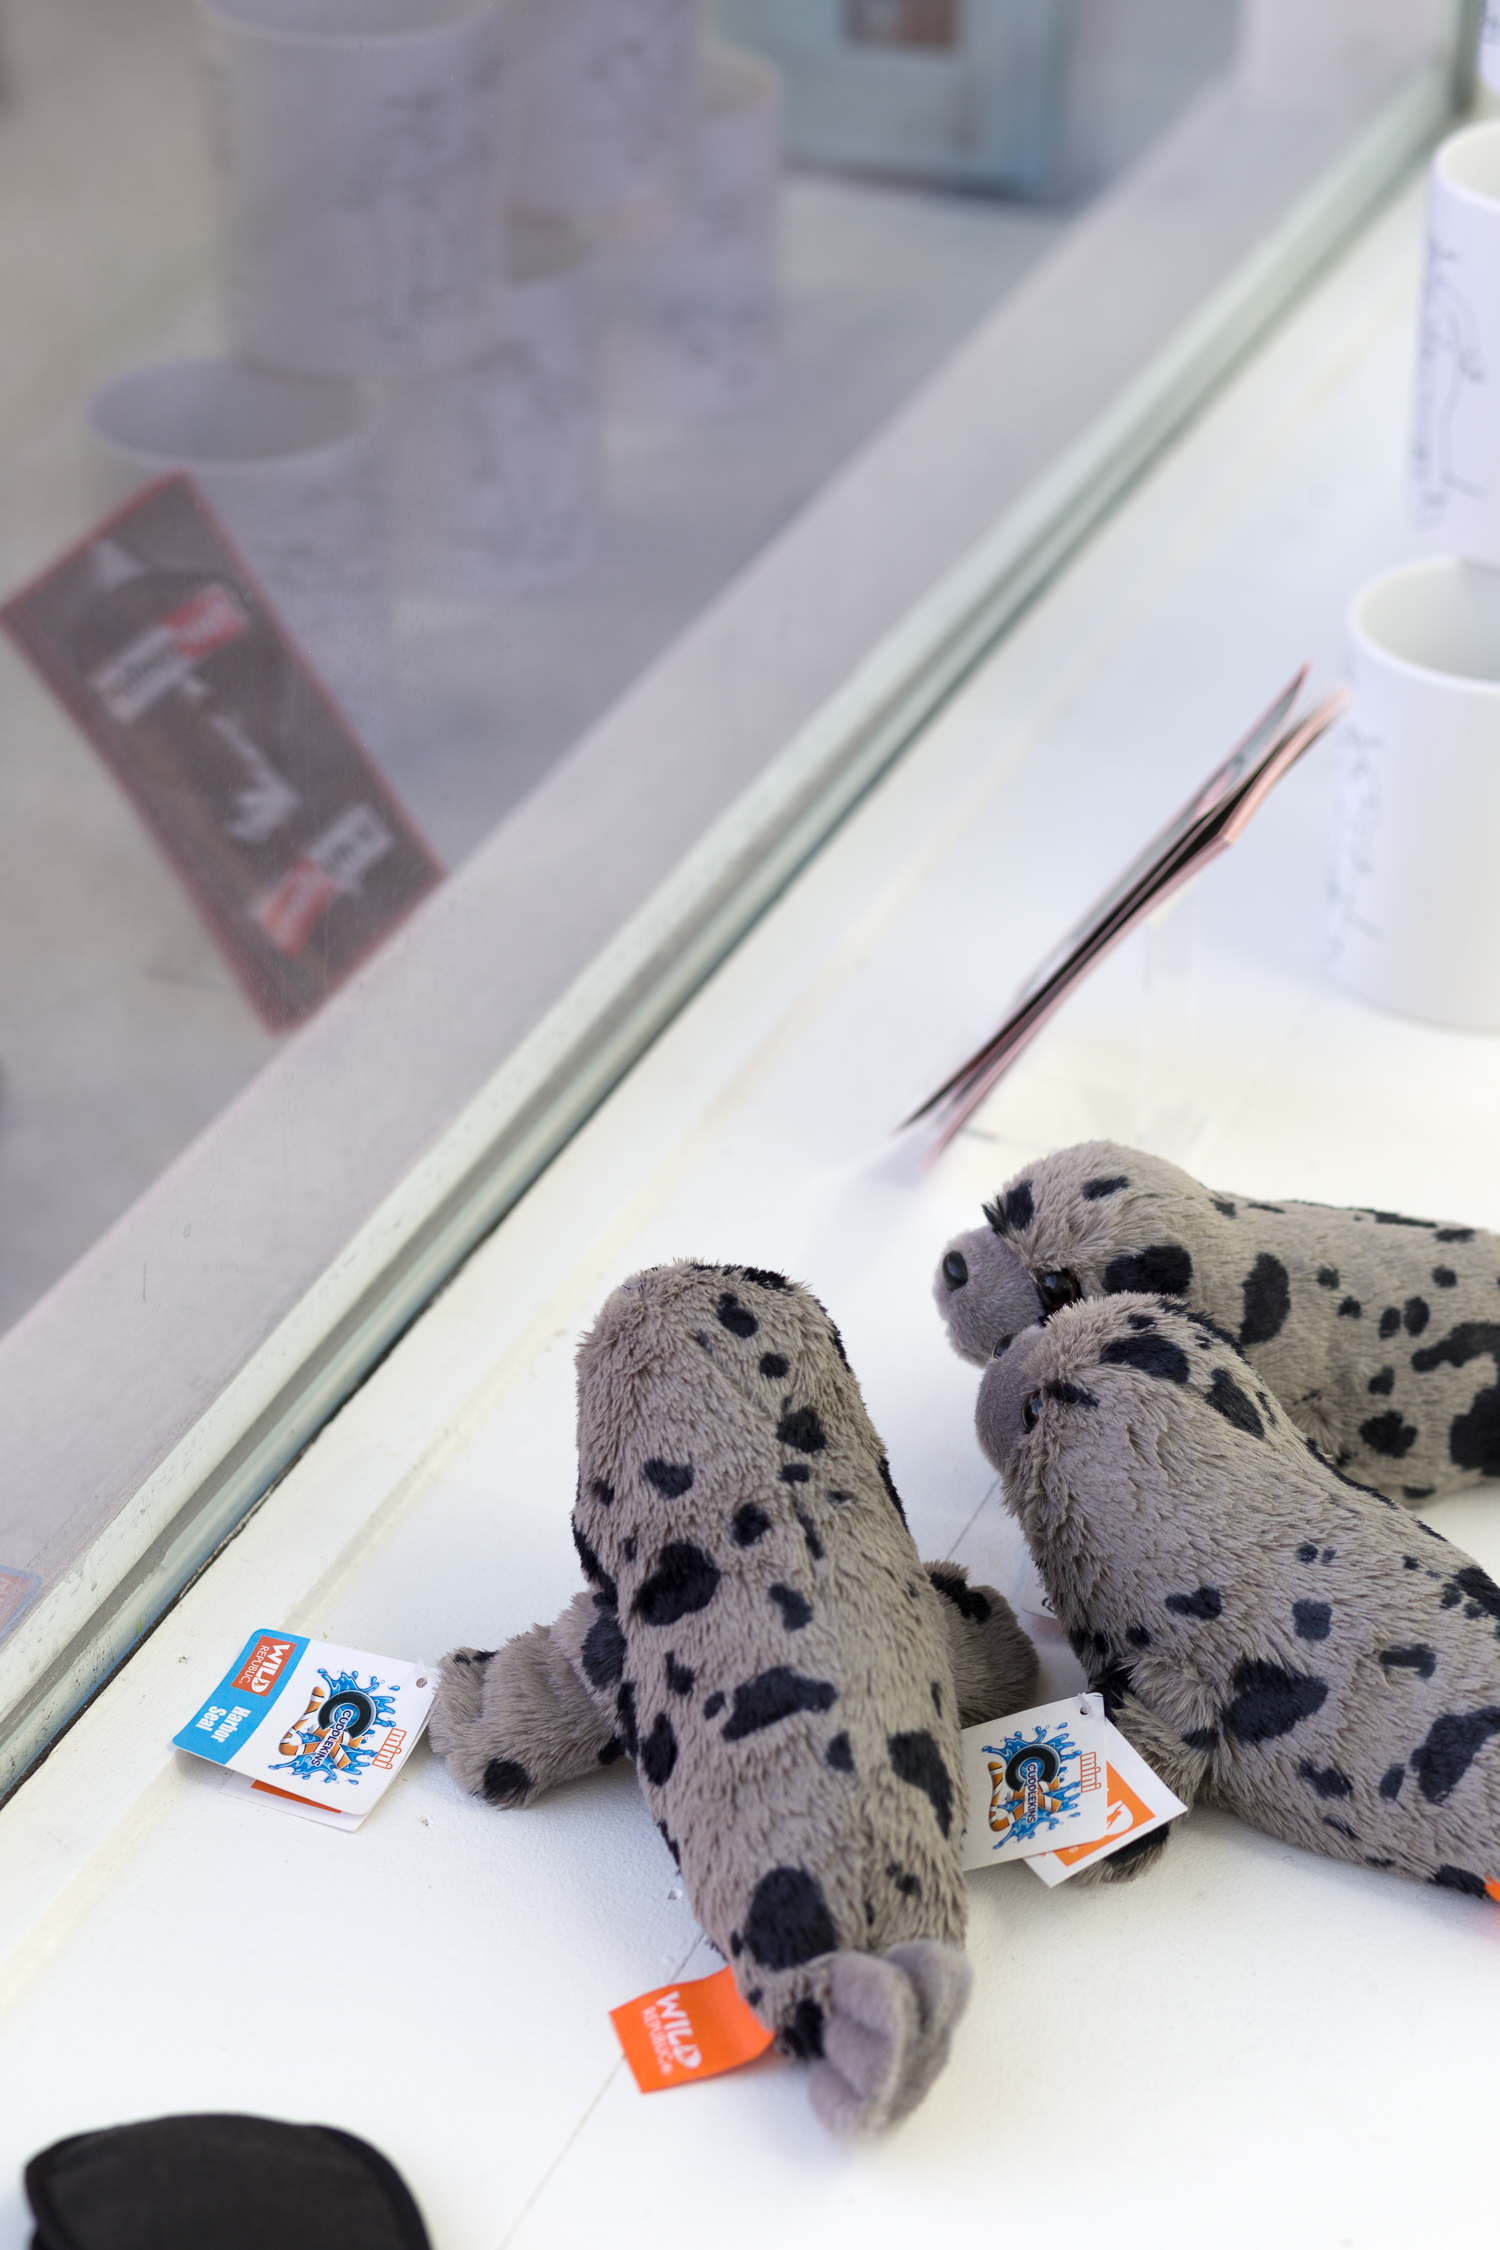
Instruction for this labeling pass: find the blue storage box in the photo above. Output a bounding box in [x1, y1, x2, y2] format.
[715, 0, 1076, 196]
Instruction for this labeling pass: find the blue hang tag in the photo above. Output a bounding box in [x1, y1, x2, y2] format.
[958, 1691, 1111, 1869]
[175, 1629, 436, 1823]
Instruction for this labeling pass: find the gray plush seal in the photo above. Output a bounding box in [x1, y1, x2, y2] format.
[936, 1138, 1500, 1505]
[975, 1290, 1500, 1900]
[431, 1260, 1039, 2137]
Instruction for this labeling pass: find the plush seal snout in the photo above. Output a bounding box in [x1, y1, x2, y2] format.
[933, 1228, 1044, 1365]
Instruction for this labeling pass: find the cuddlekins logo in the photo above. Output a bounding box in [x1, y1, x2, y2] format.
[233, 1636, 296, 1697]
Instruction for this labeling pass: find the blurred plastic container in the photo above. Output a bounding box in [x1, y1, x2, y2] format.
[715, 0, 1074, 196]
[613, 45, 782, 418]
[388, 212, 602, 596]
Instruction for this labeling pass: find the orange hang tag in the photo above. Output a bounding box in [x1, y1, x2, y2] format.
[610, 1964, 775, 2093]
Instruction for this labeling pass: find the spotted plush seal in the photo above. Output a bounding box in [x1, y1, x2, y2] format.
[938, 1139, 1500, 1505]
[976, 1290, 1500, 1900]
[432, 1260, 1038, 2136]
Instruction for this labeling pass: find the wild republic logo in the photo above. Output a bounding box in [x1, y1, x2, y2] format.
[232, 1636, 298, 1698]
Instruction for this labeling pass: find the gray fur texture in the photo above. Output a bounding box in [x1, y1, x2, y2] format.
[937, 1138, 1500, 1504]
[431, 1260, 1039, 2136]
[976, 1291, 1500, 1901]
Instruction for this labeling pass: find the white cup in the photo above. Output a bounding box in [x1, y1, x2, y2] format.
[613, 44, 782, 418]
[1328, 555, 1500, 1032]
[387, 211, 601, 597]
[1409, 121, 1500, 561]
[503, 0, 704, 221]
[88, 355, 393, 749]
[199, 0, 507, 378]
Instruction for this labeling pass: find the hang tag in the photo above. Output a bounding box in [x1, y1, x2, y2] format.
[1026, 1719, 1188, 1887]
[959, 1692, 1110, 1870]
[174, 1628, 434, 1825]
[611, 1965, 775, 2093]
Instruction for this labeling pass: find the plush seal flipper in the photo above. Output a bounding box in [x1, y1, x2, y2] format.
[808, 1940, 972, 2139]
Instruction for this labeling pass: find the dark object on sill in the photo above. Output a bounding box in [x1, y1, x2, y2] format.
[24, 2113, 430, 2250]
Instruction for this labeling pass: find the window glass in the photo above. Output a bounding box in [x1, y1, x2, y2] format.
[0, 0, 1464, 1774]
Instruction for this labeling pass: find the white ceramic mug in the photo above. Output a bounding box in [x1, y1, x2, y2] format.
[88, 355, 393, 749]
[387, 211, 601, 597]
[504, 0, 703, 221]
[1409, 121, 1500, 562]
[1328, 555, 1500, 1032]
[613, 44, 782, 418]
[199, 0, 507, 378]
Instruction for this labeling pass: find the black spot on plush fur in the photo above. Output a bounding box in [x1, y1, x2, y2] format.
[633, 1542, 722, 1625]
[759, 1353, 789, 1379]
[1369, 1367, 1395, 1396]
[927, 1567, 992, 1624]
[665, 1651, 696, 1696]
[743, 1867, 839, 1971]
[1432, 1864, 1490, 1896]
[770, 1584, 814, 1631]
[1223, 1661, 1329, 1744]
[1360, 1411, 1419, 1460]
[717, 1291, 759, 1338]
[1293, 1601, 1332, 1642]
[582, 1606, 627, 1690]
[1380, 1645, 1436, 1680]
[1239, 1253, 1291, 1347]
[1299, 1760, 1353, 1799]
[826, 1732, 854, 1772]
[1103, 1245, 1194, 1296]
[722, 1667, 838, 1740]
[640, 1711, 680, 1786]
[572, 1521, 617, 1604]
[778, 1406, 828, 1453]
[1165, 1586, 1222, 1621]
[985, 1180, 1035, 1234]
[1205, 1366, 1265, 1438]
[887, 1731, 955, 1838]
[782, 1997, 826, 2057]
[1411, 1325, 1500, 1477]
[1410, 1710, 1500, 1804]
[482, 1757, 531, 1805]
[733, 1502, 771, 1546]
[643, 1458, 695, 1498]
[1101, 1331, 1189, 1383]
[1083, 1175, 1130, 1200]
[878, 1456, 909, 1527]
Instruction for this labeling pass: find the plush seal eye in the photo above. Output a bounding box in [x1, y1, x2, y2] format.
[942, 1251, 968, 1291]
[1022, 1391, 1043, 1430]
[1037, 1269, 1081, 1315]
[992, 1335, 1012, 1359]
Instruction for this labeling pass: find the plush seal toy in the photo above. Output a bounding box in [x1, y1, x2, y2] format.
[431, 1260, 1039, 2137]
[936, 1138, 1500, 1506]
[975, 1290, 1500, 1900]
